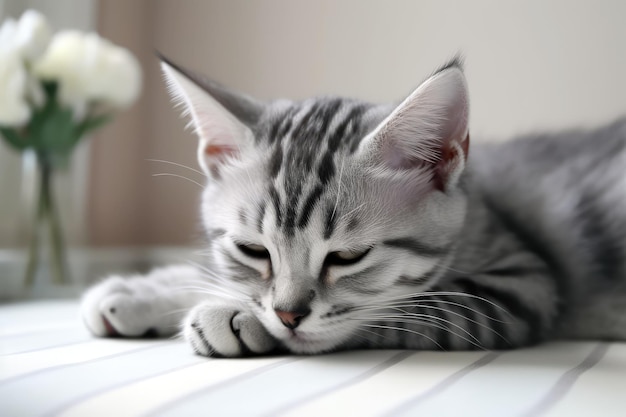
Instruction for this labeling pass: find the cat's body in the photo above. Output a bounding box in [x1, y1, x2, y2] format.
[81, 57, 626, 356]
[444, 122, 626, 347]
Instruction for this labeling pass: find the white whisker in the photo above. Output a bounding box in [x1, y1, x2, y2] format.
[361, 323, 444, 350]
[354, 313, 483, 348]
[147, 158, 206, 177]
[160, 307, 194, 317]
[349, 329, 379, 345]
[152, 173, 204, 188]
[341, 203, 366, 219]
[404, 299, 509, 323]
[370, 291, 511, 316]
[331, 154, 346, 220]
[174, 285, 241, 301]
[185, 261, 252, 300]
[355, 300, 510, 324]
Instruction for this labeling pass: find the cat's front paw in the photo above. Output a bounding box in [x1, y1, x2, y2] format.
[81, 275, 159, 338]
[184, 303, 278, 357]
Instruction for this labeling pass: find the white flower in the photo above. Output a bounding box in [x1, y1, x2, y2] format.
[33, 30, 142, 110]
[14, 10, 51, 61]
[88, 37, 142, 108]
[0, 49, 30, 126]
[0, 10, 50, 126]
[0, 10, 51, 61]
[32, 31, 88, 110]
[0, 18, 18, 52]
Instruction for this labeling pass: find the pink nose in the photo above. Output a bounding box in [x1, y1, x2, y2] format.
[275, 309, 310, 329]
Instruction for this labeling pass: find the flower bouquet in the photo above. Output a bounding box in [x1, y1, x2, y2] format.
[0, 10, 142, 286]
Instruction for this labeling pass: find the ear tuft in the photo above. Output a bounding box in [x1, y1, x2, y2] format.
[432, 54, 464, 75]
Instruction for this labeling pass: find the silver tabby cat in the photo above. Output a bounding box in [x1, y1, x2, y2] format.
[81, 56, 626, 357]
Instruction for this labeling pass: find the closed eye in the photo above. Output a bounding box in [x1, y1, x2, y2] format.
[236, 243, 270, 260]
[325, 248, 371, 266]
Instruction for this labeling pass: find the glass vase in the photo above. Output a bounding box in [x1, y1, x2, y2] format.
[24, 153, 70, 287]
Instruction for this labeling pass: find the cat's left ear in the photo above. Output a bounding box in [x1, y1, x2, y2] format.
[360, 59, 469, 192]
[159, 55, 264, 178]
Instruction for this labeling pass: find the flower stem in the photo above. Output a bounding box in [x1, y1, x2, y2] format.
[24, 155, 69, 287]
[45, 162, 68, 285]
[24, 176, 45, 287]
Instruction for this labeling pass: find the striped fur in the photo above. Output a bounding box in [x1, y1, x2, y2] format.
[81, 57, 626, 357]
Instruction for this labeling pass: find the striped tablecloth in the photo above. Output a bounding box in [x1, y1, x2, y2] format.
[1, 300, 624, 417]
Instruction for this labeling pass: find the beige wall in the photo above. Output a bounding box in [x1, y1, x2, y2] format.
[88, 0, 157, 246]
[88, 0, 626, 246]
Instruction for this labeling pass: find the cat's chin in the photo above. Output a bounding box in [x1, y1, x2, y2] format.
[278, 330, 349, 354]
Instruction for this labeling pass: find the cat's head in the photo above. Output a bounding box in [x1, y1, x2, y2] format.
[161, 56, 470, 353]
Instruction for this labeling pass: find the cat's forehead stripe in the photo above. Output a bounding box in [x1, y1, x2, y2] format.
[265, 98, 369, 152]
[256, 202, 266, 234]
[268, 185, 283, 227]
[262, 99, 372, 237]
[268, 143, 283, 178]
[297, 185, 324, 229]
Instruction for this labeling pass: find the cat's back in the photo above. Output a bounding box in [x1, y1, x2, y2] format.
[470, 117, 626, 186]
[466, 117, 626, 290]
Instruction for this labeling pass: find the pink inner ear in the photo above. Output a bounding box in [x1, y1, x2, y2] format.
[205, 143, 238, 162]
[434, 132, 470, 191]
[203, 143, 239, 178]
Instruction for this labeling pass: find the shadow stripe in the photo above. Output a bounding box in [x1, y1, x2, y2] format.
[2, 339, 93, 356]
[0, 324, 77, 340]
[383, 351, 501, 417]
[264, 351, 415, 417]
[143, 357, 303, 417]
[1, 342, 201, 417]
[518, 342, 609, 417]
[41, 361, 203, 417]
[0, 341, 172, 387]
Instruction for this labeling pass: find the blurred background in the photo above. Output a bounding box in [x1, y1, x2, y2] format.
[1, 0, 625, 295]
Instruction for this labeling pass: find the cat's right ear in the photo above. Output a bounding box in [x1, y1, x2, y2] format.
[358, 58, 470, 193]
[159, 55, 264, 178]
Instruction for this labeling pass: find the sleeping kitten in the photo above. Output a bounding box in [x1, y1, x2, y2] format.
[81, 56, 626, 357]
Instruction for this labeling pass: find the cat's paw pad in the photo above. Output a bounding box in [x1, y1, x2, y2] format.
[81, 276, 156, 338]
[184, 304, 277, 357]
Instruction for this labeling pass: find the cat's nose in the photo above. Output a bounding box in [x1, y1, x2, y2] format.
[274, 308, 310, 329]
